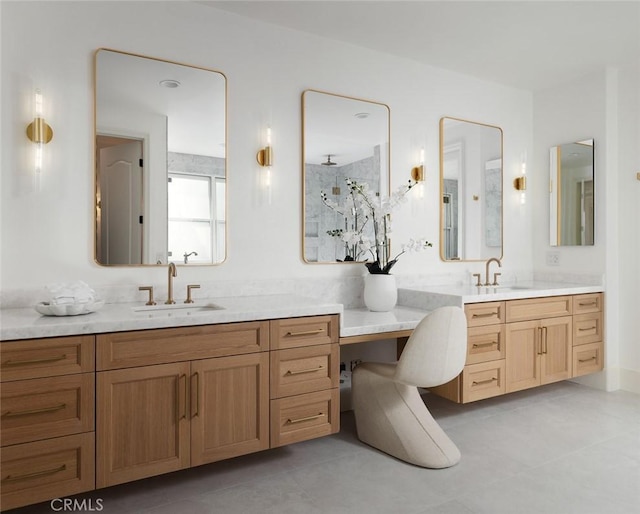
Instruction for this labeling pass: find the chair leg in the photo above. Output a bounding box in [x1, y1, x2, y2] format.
[352, 365, 461, 468]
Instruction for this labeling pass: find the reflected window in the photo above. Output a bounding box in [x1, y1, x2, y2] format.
[168, 173, 225, 263]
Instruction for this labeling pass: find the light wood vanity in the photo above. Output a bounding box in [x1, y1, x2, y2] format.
[430, 293, 604, 403]
[0, 314, 340, 510]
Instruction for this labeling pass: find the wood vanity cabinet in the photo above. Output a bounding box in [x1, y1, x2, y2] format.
[269, 315, 340, 447]
[572, 293, 604, 377]
[430, 302, 507, 403]
[0, 335, 96, 511]
[430, 294, 604, 404]
[96, 322, 270, 488]
[505, 298, 573, 393]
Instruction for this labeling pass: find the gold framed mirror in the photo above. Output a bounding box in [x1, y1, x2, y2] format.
[94, 49, 227, 266]
[439, 117, 503, 261]
[302, 89, 390, 263]
[550, 139, 594, 246]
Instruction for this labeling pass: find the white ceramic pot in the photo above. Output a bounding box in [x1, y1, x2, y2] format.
[363, 273, 397, 312]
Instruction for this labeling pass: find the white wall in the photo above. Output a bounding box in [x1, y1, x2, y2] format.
[532, 64, 640, 393]
[1, 0, 533, 301]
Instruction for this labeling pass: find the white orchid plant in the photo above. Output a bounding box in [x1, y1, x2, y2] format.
[321, 178, 432, 274]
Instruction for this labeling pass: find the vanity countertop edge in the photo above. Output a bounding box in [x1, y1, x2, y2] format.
[0, 294, 344, 342]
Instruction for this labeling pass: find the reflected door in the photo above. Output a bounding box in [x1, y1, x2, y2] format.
[98, 139, 143, 265]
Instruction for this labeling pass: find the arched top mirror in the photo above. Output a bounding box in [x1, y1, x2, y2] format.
[439, 117, 503, 262]
[302, 89, 390, 263]
[94, 49, 227, 266]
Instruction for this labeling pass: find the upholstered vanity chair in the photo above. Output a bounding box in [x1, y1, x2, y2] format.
[352, 306, 467, 468]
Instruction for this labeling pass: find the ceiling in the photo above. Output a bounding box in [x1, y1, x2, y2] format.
[202, 0, 640, 91]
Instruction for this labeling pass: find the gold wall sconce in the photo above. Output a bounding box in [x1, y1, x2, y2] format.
[256, 126, 273, 167]
[26, 89, 53, 177]
[411, 148, 425, 198]
[513, 176, 527, 190]
[514, 151, 527, 204]
[410, 148, 425, 182]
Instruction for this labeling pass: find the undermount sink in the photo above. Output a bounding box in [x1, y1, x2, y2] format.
[132, 302, 224, 317]
[492, 285, 533, 291]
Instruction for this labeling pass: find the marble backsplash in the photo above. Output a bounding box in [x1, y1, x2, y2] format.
[0, 269, 603, 310]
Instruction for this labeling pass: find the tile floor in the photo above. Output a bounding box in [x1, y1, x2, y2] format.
[8, 382, 640, 514]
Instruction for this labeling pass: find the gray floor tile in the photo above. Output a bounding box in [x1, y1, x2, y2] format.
[6, 383, 639, 514]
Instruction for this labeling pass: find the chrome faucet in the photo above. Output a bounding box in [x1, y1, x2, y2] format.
[166, 262, 177, 304]
[183, 251, 198, 264]
[484, 257, 502, 286]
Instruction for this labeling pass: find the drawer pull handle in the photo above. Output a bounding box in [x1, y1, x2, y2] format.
[286, 413, 324, 425]
[3, 355, 67, 367]
[285, 366, 324, 376]
[2, 464, 67, 483]
[285, 329, 324, 337]
[472, 341, 498, 349]
[578, 301, 597, 307]
[2, 403, 66, 418]
[472, 377, 498, 386]
[471, 312, 498, 319]
[578, 357, 597, 363]
[578, 326, 596, 332]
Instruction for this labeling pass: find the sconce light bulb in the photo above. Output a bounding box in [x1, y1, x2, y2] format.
[34, 89, 43, 117]
[35, 141, 43, 172]
[419, 148, 425, 165]
[520, 191, 526, 205]
[417, 182, 425, 199]
[266, 126, 272, 146]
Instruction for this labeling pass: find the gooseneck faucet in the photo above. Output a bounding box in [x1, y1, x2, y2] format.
[183, 251, 198, 264]
[485, 257, 502, 286]
[166, 262, 177, 304]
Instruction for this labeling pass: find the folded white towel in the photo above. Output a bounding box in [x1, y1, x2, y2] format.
[46, 281, 96, 306]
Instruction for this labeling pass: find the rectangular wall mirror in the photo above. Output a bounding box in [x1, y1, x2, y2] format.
[94, 49, 227, 266]
[439, 117, 503, 261]
[549, 139, 595, 246]
[302, 89, 390, 263]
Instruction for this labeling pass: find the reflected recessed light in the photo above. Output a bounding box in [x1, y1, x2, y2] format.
[354, 112, 370, 119]
[159, 79, 181, 89]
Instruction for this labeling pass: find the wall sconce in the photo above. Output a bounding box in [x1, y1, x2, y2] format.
[514, 150, 527, 204]
[411, 148, 425, 198]
[26, 89, 53, 181]
[256, 126, 273, 167]
[256, 126, 272, 203]
[410, 148, 425, 182]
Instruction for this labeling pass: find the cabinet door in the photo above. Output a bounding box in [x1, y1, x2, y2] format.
[97, 362, 190, 487]
[191, 353, 269, 466]
[540, 316, 572, 385]
[506, 320, 541, 393]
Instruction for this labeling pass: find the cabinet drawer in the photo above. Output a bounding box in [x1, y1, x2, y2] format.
[1, 374, 95, 447]
[465, 302, 505, 327]
[467, 325, 506, 364]
[271, 344, 339, 399]
[573, 342, 604, 377]
[573, 293, 603, 315]
[270, 315, 339, 350]
[506, 296, 572, 323]
[0, 432, 95, 511]
[97, 321, 269, 370]
[270, 389, 339, 448]
[1, 336, 95, 382]
[462, 360, 506, 402]
[573, 312, 603, 346]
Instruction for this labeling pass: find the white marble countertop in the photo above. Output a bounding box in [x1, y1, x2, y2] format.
[0, 282, 605, 342]
[0, 294, 343, 342]
[340, 306, 430, 338]
[400, 281, 604, 306]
